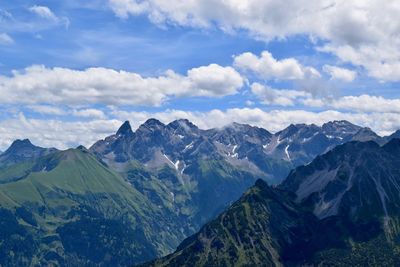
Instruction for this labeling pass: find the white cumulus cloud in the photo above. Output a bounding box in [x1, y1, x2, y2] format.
[29, 5, 59, 21]
[234, 51, 320, 80]
[0, 64, 243, 107]
[250, 83, 309, 106]
[323, 65, 357, 82]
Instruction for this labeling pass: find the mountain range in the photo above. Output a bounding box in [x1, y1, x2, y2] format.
[147, 139, 400, 266]
[91, 119, 386, 184]
[0, 119, 398, 266]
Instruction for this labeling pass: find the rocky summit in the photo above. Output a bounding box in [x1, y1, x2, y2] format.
[0, 139, 57, 167]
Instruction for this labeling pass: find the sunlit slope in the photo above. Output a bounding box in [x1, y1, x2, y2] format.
[0, 148, 185, 266]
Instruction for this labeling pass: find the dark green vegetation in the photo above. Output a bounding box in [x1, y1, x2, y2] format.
[144, 180, 318, 267]
[146, 139, 400, 267]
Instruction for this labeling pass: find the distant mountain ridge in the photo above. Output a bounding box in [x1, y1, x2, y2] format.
[90, 119, 386, 185]
[0, 139, 57, 167]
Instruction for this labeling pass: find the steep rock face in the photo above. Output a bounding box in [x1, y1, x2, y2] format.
[147, 139, 400, 267]
[90, 120, 136, 163]
[281, 139, 400, 223]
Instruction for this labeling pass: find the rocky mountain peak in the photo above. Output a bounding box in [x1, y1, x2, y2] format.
[254, 178, 269, 190]
[138, 118, 165, 131]
[322, 120, 360, 133]
[227, 122, 249, 129]
[5, 139, 36, 153]
[325, 120, 354, 126]
[277, 124, 301, 138]
[221, 122, 272, 137]
[76, 145, 90, 153]
[116, 121, 133, 136]
[276, 123, 319, 142]
[0, 139, 55, 167]
[145, 118, 164, 126]
[389, 130, 400, 140]
[167, 119, 199, 133]
[351, 127, 381, 143]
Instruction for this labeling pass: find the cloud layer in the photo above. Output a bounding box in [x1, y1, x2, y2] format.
[109, 0, 400, 81]
[0, 2, 399, 151]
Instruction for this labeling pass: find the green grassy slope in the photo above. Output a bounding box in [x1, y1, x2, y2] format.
[0, 148, 185, 266]
[144, 180, 317, 267]
[120, 156, 262, 237]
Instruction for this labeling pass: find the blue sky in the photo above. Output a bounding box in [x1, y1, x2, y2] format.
[0, 0, 400, 149]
